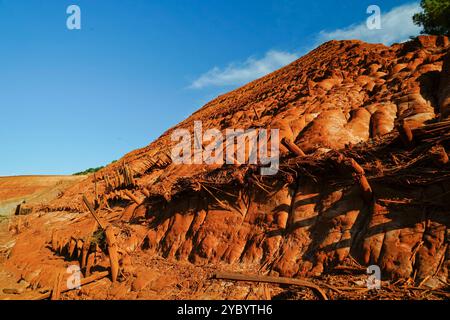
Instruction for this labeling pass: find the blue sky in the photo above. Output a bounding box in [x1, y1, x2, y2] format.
[0, 0, 421, 176]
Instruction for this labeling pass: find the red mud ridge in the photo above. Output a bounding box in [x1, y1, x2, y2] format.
[2, 35, 450, 299]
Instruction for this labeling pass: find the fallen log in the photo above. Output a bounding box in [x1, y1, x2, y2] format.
[82, 195, 105, 230]
[358, 175, 373, 204]
[141, 187, 150, 198]
[34, 271, 109, 300]
[349, 158, 365, 175]
[123, 189, 143, 205]
[281, 138, 306, 157]
[213, 271, 328, 300]
[331, 265, 366, 274]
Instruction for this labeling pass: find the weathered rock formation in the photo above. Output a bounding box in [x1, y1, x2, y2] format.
[6, 36, 450, 291]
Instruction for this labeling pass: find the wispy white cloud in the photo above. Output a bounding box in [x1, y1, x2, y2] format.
[317, 2, 421, 45]
[189, 50, 299, 89]
[190, 2, 422, 90]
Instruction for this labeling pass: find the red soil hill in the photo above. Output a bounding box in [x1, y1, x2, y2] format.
[3, 36, 450, 299]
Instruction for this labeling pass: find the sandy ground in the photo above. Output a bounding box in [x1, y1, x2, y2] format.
[0, 175, 86, 299]
[0, 175, 86, 216]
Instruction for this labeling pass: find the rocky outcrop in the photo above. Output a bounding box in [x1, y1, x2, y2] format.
[6, 36, 450, 290]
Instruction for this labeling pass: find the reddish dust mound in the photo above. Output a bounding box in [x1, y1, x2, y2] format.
[2, 36, 450, 300]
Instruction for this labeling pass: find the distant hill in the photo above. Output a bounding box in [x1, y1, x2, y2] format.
[0, 175, 86, 216]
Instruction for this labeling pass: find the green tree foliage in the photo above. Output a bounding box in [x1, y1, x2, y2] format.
[72, 160, 117, 176]
[73, 166, 104, 176]
[413, 0, 450, 36]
